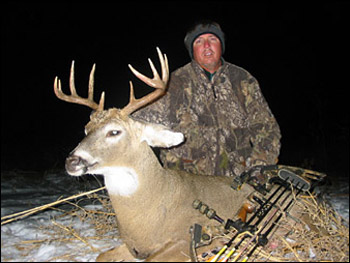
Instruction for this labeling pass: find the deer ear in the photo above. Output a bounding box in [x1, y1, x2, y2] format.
[141, 123, 184, 148]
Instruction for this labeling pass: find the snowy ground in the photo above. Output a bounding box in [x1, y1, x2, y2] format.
[1, 169, 349, 262]
[1, 170, 121, 262]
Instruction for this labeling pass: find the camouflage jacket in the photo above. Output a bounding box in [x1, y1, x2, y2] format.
[133, 60, 281, 177]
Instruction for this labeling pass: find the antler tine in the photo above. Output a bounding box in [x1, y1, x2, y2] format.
[53, 61, 105, 111]
[88, 63, 96, 101]
[97, 91, 105, 111]
[157, 46, 169, 84]
[121, 47, 169, 116]
[69, 61, 78, 96]
[88, 64, 105, 111]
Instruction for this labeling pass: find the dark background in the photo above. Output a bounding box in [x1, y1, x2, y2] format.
[1, 2, 348, 179]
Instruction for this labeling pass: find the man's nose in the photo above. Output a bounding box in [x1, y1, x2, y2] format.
[204, 39, 210, 48]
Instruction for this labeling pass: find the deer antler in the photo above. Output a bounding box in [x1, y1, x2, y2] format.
[121, 47, 169, 116]
[54, 61, 105, 111]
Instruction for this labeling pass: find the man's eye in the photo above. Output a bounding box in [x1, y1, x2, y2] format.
[194, 39, 203, 45]
[107, 130, 121, 137]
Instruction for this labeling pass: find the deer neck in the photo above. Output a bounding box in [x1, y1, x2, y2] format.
[104, 141, 170, 246]
[103, 141, 165, 200]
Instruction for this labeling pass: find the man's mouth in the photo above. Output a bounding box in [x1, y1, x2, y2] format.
[203, 50, 214, 57]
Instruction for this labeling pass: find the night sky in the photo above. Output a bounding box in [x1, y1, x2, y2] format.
[1, 2, 348, 178]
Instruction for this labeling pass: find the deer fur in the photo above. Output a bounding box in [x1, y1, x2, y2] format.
[65, 108, 254, 261]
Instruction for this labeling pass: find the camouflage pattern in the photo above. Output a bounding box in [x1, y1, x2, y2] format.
[132, 60, 281, 177]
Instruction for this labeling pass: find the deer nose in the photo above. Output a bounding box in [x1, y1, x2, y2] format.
[65, 155, 87, 175]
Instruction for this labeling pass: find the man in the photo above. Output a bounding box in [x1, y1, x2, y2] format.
[133, 21, 281, 177]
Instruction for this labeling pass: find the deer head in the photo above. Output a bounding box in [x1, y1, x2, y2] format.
[54, 48, 183, 188]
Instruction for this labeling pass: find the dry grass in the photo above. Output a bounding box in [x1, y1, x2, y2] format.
[1, 186, 107, 226]
[1, 187, 118, 262]
[2, 185, 349, 262]
[256, 191, 349, 262]
[197, 189, 349, 262]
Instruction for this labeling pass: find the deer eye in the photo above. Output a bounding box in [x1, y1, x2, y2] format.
[107, 130, 121, 137]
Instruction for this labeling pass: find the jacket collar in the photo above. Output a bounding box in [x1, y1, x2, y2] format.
[191, 58, 227, 82]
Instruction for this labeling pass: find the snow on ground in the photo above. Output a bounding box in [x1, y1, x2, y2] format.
[1, 170, 120, 262]
[1, 169, 349, 262]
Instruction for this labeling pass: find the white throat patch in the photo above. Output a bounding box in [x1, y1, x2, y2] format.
[102, 167, 139, 197]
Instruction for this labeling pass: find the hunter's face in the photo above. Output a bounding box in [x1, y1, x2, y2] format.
[193, 33, 222, 73]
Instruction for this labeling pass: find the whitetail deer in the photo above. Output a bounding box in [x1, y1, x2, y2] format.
[54, 48, 255, 261]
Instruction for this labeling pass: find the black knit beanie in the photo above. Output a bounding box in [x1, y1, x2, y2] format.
[184, 21, 225, 59]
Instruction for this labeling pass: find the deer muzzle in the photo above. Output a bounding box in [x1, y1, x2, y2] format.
[65, 154, 90, 176]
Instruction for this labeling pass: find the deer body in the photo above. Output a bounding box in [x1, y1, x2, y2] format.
[55, 49, 254, 261]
